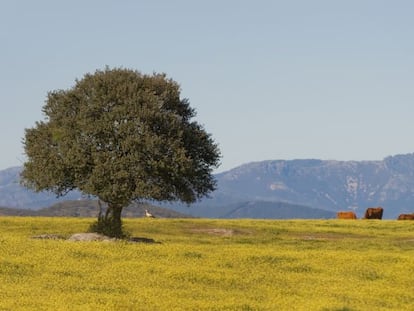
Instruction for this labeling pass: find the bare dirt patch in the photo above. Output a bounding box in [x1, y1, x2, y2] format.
[189, 228, 251, 236]
[129, 237, 161, 244]
[68, 233, 115, 242]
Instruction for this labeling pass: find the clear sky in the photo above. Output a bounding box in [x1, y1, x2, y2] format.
[1, 0, 414, 172]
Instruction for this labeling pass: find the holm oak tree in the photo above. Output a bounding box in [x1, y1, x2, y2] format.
[21, 68, 220, 237]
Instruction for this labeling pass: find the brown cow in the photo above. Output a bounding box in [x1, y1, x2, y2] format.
[397, 213, 414, 220]
[364, 207, 383, 219]
[336, 211, 357, 219]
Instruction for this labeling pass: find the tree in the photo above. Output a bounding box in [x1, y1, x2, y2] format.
[21, 67, 221, 237]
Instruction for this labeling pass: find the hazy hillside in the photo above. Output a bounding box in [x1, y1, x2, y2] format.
[3, 153, 414, 219]
[0, 167, 82, 209]
[167, 199, 335, 219]
[0, 200, 193, 218]
[222, 201, 336, 219]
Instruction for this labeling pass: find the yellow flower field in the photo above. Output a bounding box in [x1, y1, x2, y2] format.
[0, 217, 413, 310]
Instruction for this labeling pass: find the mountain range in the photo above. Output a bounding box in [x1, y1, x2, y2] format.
[2, 153, 414, 219]
[0, 166, 82, 209]
[169, 153, 414, 219]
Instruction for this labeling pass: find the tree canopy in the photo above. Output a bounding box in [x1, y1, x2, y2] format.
[22, 67, 221, 237]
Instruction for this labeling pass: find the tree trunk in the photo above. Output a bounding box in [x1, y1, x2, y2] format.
[105, 204, 123, 236]
[91, 202, 125, 238]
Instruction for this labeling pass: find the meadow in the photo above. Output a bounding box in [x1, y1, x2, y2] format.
[0, 217, 413, 311]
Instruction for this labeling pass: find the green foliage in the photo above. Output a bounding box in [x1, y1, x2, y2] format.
[21, 67, 220, 236]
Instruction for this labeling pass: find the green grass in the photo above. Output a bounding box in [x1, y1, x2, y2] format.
[0, 217, 413, 310]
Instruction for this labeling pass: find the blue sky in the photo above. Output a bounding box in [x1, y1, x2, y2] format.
[1, 0, 414, 172]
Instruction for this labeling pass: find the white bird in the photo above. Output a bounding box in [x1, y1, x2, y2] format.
[145, 209, 155, 218]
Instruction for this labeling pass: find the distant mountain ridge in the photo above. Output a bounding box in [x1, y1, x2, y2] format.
[2, 153, 414, 219]
[204, 154, 414, 218]
[0, 166, 82, 209]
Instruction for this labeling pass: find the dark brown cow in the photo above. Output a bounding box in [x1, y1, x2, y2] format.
[364, 207, 383, 219]
[397, 213, 414, 220]
[336, 211, 357, 219]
